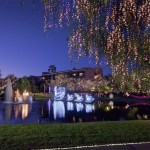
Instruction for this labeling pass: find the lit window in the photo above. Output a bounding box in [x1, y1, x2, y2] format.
[79, 73, 83, 76]
[73, 73, 76, 76]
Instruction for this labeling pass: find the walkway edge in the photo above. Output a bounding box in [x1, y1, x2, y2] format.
[42, 141, 150, 150]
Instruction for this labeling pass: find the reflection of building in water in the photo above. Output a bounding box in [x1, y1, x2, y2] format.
[85, 104, 94, 113]
[67, 102, 74, 111]
[76, 103, 84, 112]
[53, 101, 65, 120]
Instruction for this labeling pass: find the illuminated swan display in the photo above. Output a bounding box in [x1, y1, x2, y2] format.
[74, 93, 84, 102]
[67, 94, 74, 101]
[85, 94, 95, 103]
[54, 86, 66, 100]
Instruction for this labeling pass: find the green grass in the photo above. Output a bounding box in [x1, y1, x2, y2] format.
[33, 93, 52, 100]
[0, 121, 150, 149]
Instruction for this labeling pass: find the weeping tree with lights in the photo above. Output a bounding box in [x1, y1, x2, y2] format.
[42, 0, 149, 93]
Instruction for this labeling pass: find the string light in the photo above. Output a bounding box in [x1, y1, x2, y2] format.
[42, 0, 150, 92]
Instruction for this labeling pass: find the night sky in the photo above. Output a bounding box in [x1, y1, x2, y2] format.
[0, 0, 111, 78]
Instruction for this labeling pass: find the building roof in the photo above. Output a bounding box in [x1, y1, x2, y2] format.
[41, 67, 103, 78]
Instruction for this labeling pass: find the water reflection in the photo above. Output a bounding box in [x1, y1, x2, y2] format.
[76, 103, 84, 112]
[22, 104, 31, 120]
[14, 104, 21, 119]
[67, 102, 74, 111]
[85, 104, 94, 113]
[53, 101, 65, 120]
[1, 96, 150, 124]
[5, 104, 12, 123]
[48, 99, 51, 116]
[4, 103, 32, 123]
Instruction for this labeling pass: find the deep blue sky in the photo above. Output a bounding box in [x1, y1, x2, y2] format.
[0, 0, 110, 78]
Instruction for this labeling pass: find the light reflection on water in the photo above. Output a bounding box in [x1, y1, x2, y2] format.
[76, 103, 84, 112]
[85, 104, 94, 113]
[53, 101, 65, 120]
[21, 104, 32, 120]
[0, 98, 150, 124]
[6, 103, 32, 122]
[52, 101, 94, 120]
[67, 102, 74, 111]
[0, 100, 95, 124]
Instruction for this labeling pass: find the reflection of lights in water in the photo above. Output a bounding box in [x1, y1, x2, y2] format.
[48, 86, 51, 93]
[53, 101, 65, 120]
[67, 102, 74, 111]
[125, 104, 129, 109]
[76, 103, 84, 112]
[74, 93, 84, 102]
[14, 104, 21, 119]
[48, 99, 51, 116]
[67, 94, 74, 101]
[22, 104, 29, 120]
[85, 94, 94, 102]
[85, 104, 94, 113]
[106, 106, 110, 111]
[54, 86, 66, 100]
[143, 114, 148, 120]
[109, 101, 114, 109]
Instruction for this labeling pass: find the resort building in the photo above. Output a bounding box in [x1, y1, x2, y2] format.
[41, 67, 103, 81]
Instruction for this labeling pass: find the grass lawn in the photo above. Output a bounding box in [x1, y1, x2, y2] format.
[0, 120, 150, 150]
[33, 93, 52, 100]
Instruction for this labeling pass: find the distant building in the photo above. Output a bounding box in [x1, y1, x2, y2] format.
[41, 67, 103, 80]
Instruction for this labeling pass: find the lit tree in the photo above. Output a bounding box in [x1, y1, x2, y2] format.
[54, 74, 68, 86]
[41, 0, 149, 92]
[66, 77, 77, 91]
[16, 76, 31, 93]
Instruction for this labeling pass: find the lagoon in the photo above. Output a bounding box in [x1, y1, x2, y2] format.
[0, 97, 150, 124]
